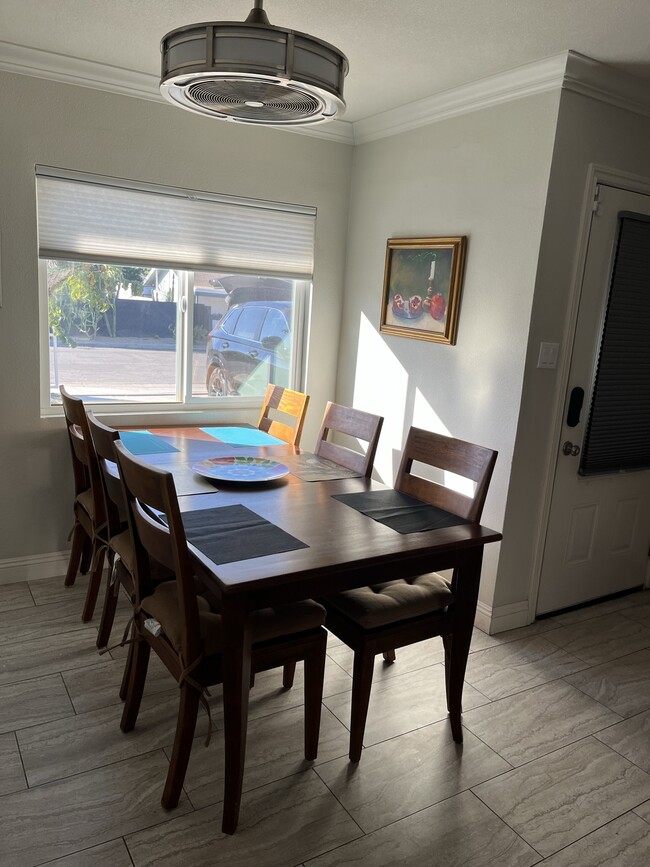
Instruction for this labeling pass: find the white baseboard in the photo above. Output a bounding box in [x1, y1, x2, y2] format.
[475, 599, 531, 635]
[0, 551, 69, 585]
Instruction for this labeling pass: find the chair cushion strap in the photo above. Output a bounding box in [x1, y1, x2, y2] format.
[178, 652, 213, 747]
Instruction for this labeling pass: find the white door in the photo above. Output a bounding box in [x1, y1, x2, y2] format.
[537, 184, 650, 615]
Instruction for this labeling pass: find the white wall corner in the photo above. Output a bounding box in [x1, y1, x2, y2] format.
[563, 50, 650, 119]
[0, 551, 69, 585]
[475, 598, 531, 635]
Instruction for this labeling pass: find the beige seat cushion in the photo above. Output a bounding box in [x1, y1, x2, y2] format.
[141, 582, 325, 658]
[326, 573, 453, 628]
[110, 530, 136, 575]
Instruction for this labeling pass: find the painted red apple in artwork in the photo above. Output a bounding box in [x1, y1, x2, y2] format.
[409, 294, 422, 315]
[430, 293, 446, 321]
[392, 293, 405, 315]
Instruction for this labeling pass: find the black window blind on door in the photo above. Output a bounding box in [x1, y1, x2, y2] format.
[580, 211, 650, 476]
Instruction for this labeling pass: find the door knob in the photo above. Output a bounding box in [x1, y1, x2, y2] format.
[562, 441, 580, 456]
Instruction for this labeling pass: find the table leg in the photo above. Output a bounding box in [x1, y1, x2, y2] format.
[448, 546, 484, 743]
[220, 601, 252, 835]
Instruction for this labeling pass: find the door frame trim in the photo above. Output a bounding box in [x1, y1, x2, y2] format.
[527, 164, 650, 623]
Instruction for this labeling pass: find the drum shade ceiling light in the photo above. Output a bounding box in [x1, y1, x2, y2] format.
[160, 1, 348, 125]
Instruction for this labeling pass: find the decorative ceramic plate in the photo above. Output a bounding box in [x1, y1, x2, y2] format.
[191, 456, 290, 483]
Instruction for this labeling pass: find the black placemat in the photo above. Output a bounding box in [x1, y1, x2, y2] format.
[332, 489, 471, 534]
[180, 504, 308, 564]
[285, 452, 361, 482]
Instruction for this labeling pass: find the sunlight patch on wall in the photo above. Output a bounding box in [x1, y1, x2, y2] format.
[413, 387, 475, 497]
[354, 313, 408, 482]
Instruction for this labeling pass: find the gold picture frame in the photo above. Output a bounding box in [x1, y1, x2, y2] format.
[379, 236, 467, 344]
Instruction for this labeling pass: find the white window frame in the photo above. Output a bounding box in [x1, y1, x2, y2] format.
[37, 169, 314, 418]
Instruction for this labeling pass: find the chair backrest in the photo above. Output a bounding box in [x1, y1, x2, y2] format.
[257, 384, 310, 446]
[59, 386, 106, 526]
[314, 402, 384, 478]
[396, 427, 497, 523]
[113, 441, 201, 662]
[87, 412, 125, 537]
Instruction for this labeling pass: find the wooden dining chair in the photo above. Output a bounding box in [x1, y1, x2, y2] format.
[322, 426, 497, 761]
[59, 386, 108, 622]
[257, 384, 310, 446]
[86, 413, 172, 660]
[113, 441, 327, 826]
[314, 402, 384, 478]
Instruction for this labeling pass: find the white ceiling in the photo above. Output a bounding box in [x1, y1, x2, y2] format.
[1, 0, 649, 124]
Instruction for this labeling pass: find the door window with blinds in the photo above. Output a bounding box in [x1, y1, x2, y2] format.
[580, 211, 650, 475]
[36, 167, 315, 410]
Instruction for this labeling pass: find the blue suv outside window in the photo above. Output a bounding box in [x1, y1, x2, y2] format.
[206, 300, 292, 396]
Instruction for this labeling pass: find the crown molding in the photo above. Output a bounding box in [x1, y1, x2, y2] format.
[562, 50, 650, 120]
[0, 41, 160, 102]
[352, 53, 569, 144]
[1, 42, 649, 147]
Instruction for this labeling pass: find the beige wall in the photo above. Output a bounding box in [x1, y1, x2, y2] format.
[496, 90, 650, 614]
[334, 92, 561, 611]
[0, 71, 352, 568]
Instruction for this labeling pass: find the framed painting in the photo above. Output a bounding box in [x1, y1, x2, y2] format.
[379, 236, 467, 344]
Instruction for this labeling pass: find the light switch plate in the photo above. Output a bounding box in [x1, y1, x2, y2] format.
[537, 341, 559, 369]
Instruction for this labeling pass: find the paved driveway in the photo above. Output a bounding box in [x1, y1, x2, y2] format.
[50, 342, 206, 399]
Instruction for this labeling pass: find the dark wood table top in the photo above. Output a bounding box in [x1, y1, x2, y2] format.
[130, 427, 502, 608]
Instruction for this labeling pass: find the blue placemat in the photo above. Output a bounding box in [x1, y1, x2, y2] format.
[119, 430, 180, 455]
[332, 489, 471, 534]
[180, 504, 308, 564]
[200, 427, 285, 446]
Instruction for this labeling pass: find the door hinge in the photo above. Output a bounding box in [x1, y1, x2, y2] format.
[592, 185, 601, 215]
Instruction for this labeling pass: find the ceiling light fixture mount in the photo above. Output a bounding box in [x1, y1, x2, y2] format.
[160, 1, 348, 125]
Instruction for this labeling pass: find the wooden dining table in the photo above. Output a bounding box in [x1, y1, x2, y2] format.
[124, 425, 502, 834]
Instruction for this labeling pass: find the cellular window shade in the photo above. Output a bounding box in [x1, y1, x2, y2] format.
[580, 212, 650, 476]
[36, 169, 315, 279]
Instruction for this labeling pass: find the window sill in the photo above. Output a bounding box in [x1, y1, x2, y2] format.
[41, 396, 262, 427]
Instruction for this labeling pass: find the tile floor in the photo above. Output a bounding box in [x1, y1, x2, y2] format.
[1, 575, 649, 866]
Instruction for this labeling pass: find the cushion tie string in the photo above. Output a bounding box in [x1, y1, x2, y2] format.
[179, 653, 213, 747]
[109, 553, 122, 590]
[98, 612, 138, 656]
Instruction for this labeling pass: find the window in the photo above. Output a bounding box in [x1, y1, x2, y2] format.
[37, 168, 315, 412]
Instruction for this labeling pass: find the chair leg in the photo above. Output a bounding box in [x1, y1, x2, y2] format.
[120, 637, 150, 732]
[96, 570, 120, 649]
[445, 627, 472, 744]
[119, 632, 135, 701]
[79, 534, 92, 575]
[382, 649, 396, 664]
[64, 524, 86, 587]
[162, 684, 201, 810]
[282, 660, 297, 689]
[81, 542, 105, 622]
[303, 635, 326, 761]
[349, 648, 375, 763]
[442, 633, 453, 710]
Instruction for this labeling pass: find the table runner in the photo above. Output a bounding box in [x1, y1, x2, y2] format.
[332, 489, 471, 534]
[181, 504, 308, 564]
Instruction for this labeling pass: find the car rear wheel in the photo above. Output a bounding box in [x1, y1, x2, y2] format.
[207, 365, 232, 397]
